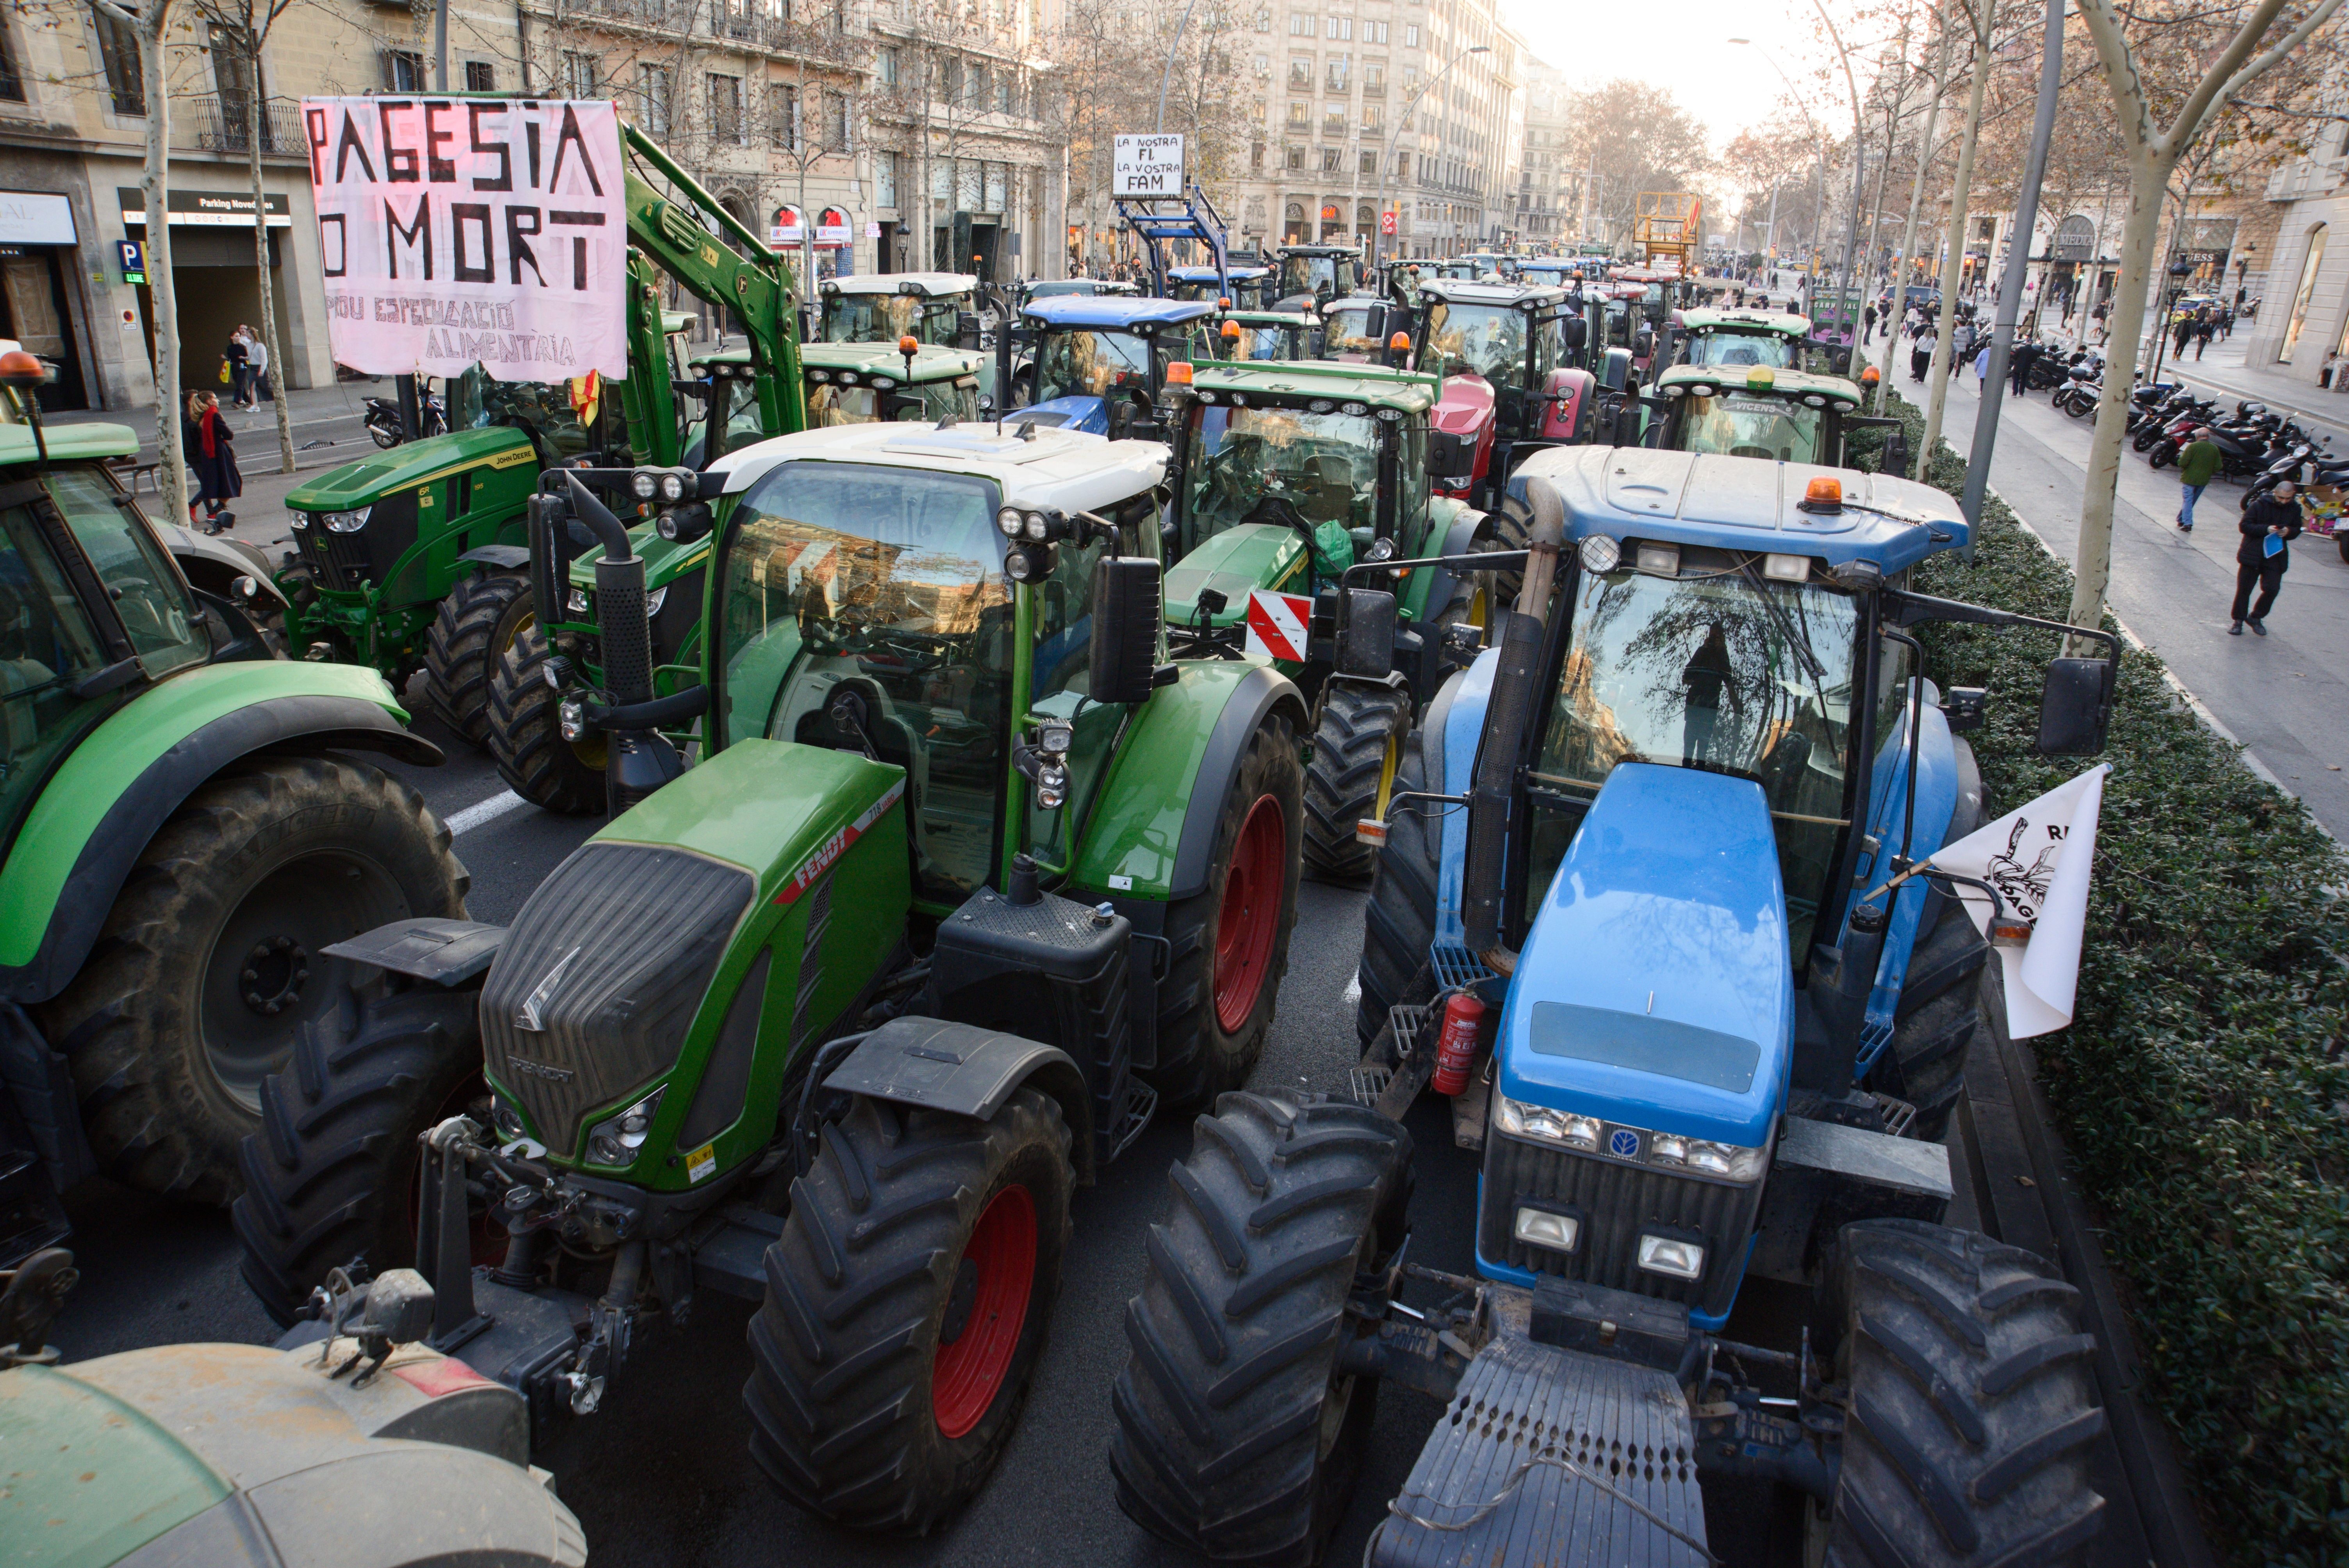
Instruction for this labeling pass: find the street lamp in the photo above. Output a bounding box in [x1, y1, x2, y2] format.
[1372, 42, 1490, 270]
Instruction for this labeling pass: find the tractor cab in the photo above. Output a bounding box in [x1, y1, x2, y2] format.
[1665, 306, 1813, 376]
[1017, 277, 1141, 306]
[1166, 265, 1273, 309]
[1271, 244, 1364, 312]
[1209, 308, 1319, 363]
[998, 296, 1217, 435]
[814, 272, 980, 348]
[1316, 295, 1399, 362]
[1454, 250, 1514, 280]
[1412, 278, 1588, 506]
[680, 342, 986, 466]
[1636, 363, 1906, 472]
[1515, 257, 1580, 290]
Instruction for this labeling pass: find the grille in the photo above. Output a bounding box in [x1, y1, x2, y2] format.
[1479, 1131, 1763, 1319]
[296, 524, 372, 592]
[479, 843, 754, 1154]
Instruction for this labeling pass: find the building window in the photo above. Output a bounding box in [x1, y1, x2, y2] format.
[2281, 223, 2327, 362]
[771, 81, 795, 148]
[1402, 65, 1418, 91]
[1325, 54, 1347, 90]
[877, 148, 898, 208]
[1251, 142, 1265, 171]
[1287, 99, 1309, 127]
[937, 54, 961, 102]
[1321, 146, 1341, 173]
[830, 88, 851, 148]
[631, 64, 667, 136]
[1359, 150, 1375, 175]
[1404, 23, 1419, 45]
[561, 51, 595, 100]
[1325, 16, 1350, 39]
[1290, 13, 1315, 34]
[1363, 61, 1384, 94]
[985, 163, 1007, 209]
[1394, 152, 1408, 180]
[970, 62, 991, 112]
[384, 48, 427, 92]
[995, 73, 1012, 113]
[1361, 102, 1379, 129]
[91, 5, 144, 113]
[1364, 19, 1386, 41]
[1289, 54, 1312, 87]
[463, 60, 495, 91]
[1256, 6, 1272, 29]
[878, 46, 899, 86]
[1286, 144, 1305, 169]
[1323, 103, 1344, 134]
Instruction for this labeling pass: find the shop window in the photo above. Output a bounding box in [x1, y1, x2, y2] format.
[93, 4, 144, 114]
[2281, 223, 2327, 363]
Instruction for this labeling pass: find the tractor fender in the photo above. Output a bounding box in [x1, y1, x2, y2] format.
[825, 1016, 1097, 1185]
[1541, 368, 1597, 442]
[0, 665, 440, 1007]
[455, 544, 533, 573]
[1404, 508, 1492, 628]
[162, 525, 289, 607]
[1171, 664, 1310, 899]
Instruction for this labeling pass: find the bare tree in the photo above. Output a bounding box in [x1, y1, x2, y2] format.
[1917, 0, 2011, 476]
[93, 0, 190, 522]
[192, 0, 298, 472]
[1875, 0, 1954, 407]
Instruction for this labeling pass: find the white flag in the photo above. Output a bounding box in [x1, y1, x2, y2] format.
[1925, 764, 2110, 1039]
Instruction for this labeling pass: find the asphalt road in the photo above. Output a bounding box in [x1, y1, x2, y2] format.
[48, 702, 1819, 1567]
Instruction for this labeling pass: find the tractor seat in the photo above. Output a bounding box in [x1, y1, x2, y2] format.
[1301, 454, 1357, 523]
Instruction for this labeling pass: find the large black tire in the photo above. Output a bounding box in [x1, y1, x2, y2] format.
[744, 1088, 1074, 1534]
[231, 984, 484, 1325]
[1301, 683, 1411, 886]
[487, 625, 607, 814]
[37, 756, 468, 1205]
[1150, 713, 1304, 1108]
[1867, 737, 1987, 1142]
[1354, 726, 1438, 1047]
[1822, 1219, 2106, 1568]
[1110, 1091, 1413, 1567]
[423, 570, 534, 750]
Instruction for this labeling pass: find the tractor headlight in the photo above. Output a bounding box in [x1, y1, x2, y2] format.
[1494, 1094, 1600, 1150]
[630, 470, 660, 500]
[289, 512, 308, 530]
[643, 586, 668, 618]
[559, 697, 587, 742]
[492, 1097, 529, 1142]
[1035, 760, 1069, 810]
[1513, 1206, 1579, 1254]
[1578, 535, 1620, 575]
[585, 1085, 667, 1167]
[1636, 1233, 1706, 1281]
[658, 471, 688, 504]
[1022, 510, 1050, 541]
[997, 506, 1024, 536]
[1682, 1139, 1768, 1180]
[809, 369, 832, 383]
[322, 508, 371, 533]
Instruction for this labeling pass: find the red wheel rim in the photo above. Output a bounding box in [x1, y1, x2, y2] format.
[932, 1183, 1039, 1440]
[1213, 794, 1285, 1035]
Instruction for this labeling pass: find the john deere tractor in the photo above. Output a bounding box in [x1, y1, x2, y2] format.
[1112, 444, 2119, 1566]
[1622, 363, 1911, 473]
[0, 360, 463, 1266]
[234, 418, 1311, 1537]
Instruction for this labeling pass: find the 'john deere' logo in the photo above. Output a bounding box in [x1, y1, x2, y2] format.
[1608, 1129, 1641, 1160]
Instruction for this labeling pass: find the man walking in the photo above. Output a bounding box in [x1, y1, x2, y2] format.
[1862, 299, 1877, 344]
[2009, 337, 2041, 396]
[2176, 427, 2221, 531]
[2231, 481, 2303, 635]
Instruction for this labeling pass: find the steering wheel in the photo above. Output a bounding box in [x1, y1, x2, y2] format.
[1731, 444, 1774, 460]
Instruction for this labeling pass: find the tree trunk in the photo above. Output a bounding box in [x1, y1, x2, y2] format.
[137, 2, 189, 525]
[247, 66, 297, 473]
[2066, 159, 2166, 635]
[1877, 14, 1950, 414]
[1919, 25, 1989, 479]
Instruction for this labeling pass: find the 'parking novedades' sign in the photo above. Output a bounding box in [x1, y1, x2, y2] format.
[302, 97, 627, 380]
[1112, 135, 1184, 198]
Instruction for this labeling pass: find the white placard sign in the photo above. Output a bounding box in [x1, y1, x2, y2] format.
[1113, 134, 1185, 198]
[303, 97, 628, 380]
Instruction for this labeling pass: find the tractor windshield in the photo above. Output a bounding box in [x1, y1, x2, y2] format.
[1524, 563, 1861, 957]
[1278, 255, 1342, 298]
[453, 371, 617, 461]
[1225, 323, 1306, 362]
[1673, 392, 1825, 463]
[820, 292, 968, 346]
[1183, 403, 1376, 540]
[1422, 301, 1530, 388]
[1033, 329, 1154, 403]
[716, 462, 1010, 898]
[1319, 306, 1383, 360]
[1685, 331, 1797, 370]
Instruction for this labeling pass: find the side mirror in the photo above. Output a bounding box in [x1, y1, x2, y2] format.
[1365, 303, 1388, 341]
[2035, 657, 2113, 755]
[956, 310, 982, 350]
[1599, 347, 1631, 391]
[1428, 429, 1470, 481]
[1611, 399, 1642, 448]
[1337, 588, 1398, 678]
[1091, 556, 1166, 704]
[1881, 427, 1911, 479]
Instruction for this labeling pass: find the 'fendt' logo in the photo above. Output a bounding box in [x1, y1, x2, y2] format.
[514, 945, 582, 1032]
[508, 1057, 576, 1083]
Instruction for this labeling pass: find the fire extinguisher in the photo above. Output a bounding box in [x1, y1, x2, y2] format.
[1431, 992, 1485, 1096]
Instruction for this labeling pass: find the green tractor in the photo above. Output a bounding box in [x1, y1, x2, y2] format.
[233, 417, 1312, 1536]
[276, 121, 809, 751]
[1620, 363, 1910, 472]
[0, 367, 463, 1265]
[1155, 358, 1493, 881]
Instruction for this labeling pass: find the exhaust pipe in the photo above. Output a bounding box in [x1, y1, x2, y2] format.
[1461, 477, 1567, 975]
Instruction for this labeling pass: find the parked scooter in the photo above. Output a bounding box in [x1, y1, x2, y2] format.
[361, 384, 447, 449]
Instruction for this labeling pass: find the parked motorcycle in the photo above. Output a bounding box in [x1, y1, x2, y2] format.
[361, 385, 447, 449]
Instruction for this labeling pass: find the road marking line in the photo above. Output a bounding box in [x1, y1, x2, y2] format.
[1344, 973, 1360, 1007]
[446, 789, 528, 836]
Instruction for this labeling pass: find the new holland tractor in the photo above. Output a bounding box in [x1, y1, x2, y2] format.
[996, 295, 1219, 434]
[0, 358, 463, 1266]
[233, 418, 1313, 1536]
[278, 121, 807, 752]
[1111, 442, 2119, 1566]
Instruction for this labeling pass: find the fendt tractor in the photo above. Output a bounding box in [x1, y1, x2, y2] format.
[0, 354, 463, 1267]
[1626, 363, 1912, 474]
[811, 272, 982, 347]
[1112, 442, 2119, 1566]
[1154, 358, 1495, 882]
[282, 119, 808, 755]
[233, 418, 1314, 1536]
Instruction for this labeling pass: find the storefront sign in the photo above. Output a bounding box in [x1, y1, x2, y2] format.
[815, 206, 852, 246]
[771, 203, 804, 244]
[115, 187, 292, 227]
[0, 191, 77, 246]
[300, 97, 627, 380]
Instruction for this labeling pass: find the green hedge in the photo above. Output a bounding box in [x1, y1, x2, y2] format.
[1886, 399, 2349, 1564]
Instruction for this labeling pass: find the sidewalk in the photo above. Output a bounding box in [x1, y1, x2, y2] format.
[1934, 370, 2349, 840]
[2150, 337, 2349, 448]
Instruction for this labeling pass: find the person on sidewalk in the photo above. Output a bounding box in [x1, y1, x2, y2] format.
[1973, 340, 1992, 390]
[2173, 313, 2195, 359]
[2176, 427, 2221, 531]
[1862, 300, 1877, 344]
[1911, 324, 1936, 383]
[184, 390, 241, 534]
[245, 326, 272, 403]
[224, 331, 251, 409]
[2194, 314, 2214, 360]
[2009, 338, 2041, 396]
[2231, 481, 2303, 635]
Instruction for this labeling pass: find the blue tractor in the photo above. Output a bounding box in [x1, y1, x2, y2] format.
[1109, 444, 2122, 1566]
[996, 295, 1217, 435]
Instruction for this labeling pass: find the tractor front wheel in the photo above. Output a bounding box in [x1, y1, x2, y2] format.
[1354, 725, 1440, 1047]
[424, 570, 534, 750]
[1301, 682, 1411, 885]
[744, 1088, 1073, 1534]
[38, 756, 468, 1205]
[1110, 1091, 1412, 1566]
[488, 625, 608, 814]
[1150, 713, 1303, 1108]
[1819, 1219, 2106, 1568]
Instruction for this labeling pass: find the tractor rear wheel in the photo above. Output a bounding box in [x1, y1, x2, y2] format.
[1820, 1219, 2105, 1568]
[488, 625, 607, 814]
[38, 756, 467, 1206]
[424, 570, 534, 750]
[1301, 682, 1411, 886]
[744, 1088, 1073, 1534]
[232, 982, 485, 1324]
[1110, 1091, 1412, 1567]
[1150, 713, 1303, 1108]
[1354, 726, 1439, 1047]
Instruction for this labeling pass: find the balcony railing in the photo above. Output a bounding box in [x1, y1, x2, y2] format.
[180, 97, 305, 157]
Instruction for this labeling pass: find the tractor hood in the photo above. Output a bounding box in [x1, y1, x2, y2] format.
[1164, 522, 1311, 627]
[1432, 374, 1495, 439]
[1497, 763, 1792, 1150]
[285, 426, 535, 511]
[1006, 395, 1108, 434]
